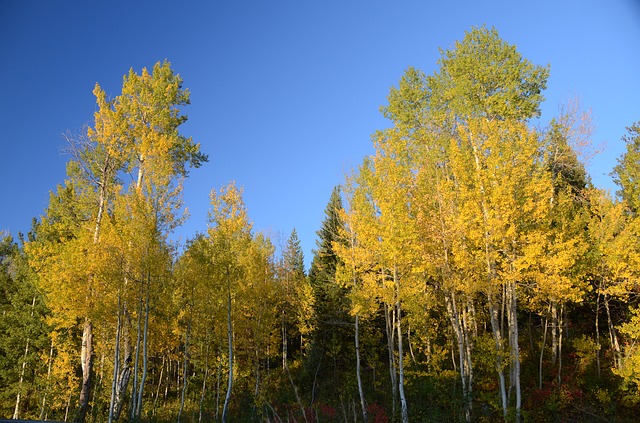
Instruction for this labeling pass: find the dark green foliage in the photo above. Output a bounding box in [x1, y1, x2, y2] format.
[5, 28, 640, 423]
[0, 234, 50, 419]
[613, 122, 640, 213]
[306, 186, 358, 404]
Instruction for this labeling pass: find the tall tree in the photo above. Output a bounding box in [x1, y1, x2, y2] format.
[613, 122, 640, 214]
[207, 183, 253, 422]
[426, 27, 550, 421]
[27, 60, 206, 422]
[308, 187, 353, 404]
[0, 233, 50, 420]
[280, 228, 314, 364]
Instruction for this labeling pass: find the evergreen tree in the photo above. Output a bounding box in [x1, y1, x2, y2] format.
[0, 233, 50, 419]
[307, 187, 353, 403]
[613, 122, 640, 214]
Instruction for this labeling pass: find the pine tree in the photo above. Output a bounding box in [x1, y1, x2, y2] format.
[307, 187, 353, 404]
[613, 122, 640, 214]
[0, 234, 50, 419]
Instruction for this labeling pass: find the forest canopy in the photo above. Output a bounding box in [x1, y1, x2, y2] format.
[2, 27, 640, 423]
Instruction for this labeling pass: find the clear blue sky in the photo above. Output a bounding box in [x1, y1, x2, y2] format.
[1, 1, 639, 267]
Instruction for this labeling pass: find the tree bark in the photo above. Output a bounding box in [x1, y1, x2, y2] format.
[507, 282, 521, 421]
[355, 313, 368, 423]
[108, 292, 122, 423]
[152, 355, 165, 416]
[135, 273, 151, 419]
[595, 291, 601, 377]
[222, 271, 234, 423]
[74, 319, 93, 422]
[13, 296, 36, 420]
[489, 302, 507, 420]
[539, 308, 549, 390]
[384, 302, 398, 420]
[446, 293, 473, 422]
[551, 301, 558, 366]
[557, 304, 564, 386]
[40, 339, 55, 420]
[113, 307, 132, 420]
[604, 294, 621, 369]
[199, 343, 209, 423]
[178, 324, 190, 423]
[396, 302, 409, 423]
[130, 292, 143, 421]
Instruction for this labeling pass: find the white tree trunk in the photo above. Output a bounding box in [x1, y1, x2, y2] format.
[384, 302, 398, 419]
[222, 273, 234, 423]
[396, 301, 409, 423]
[355, 313, 368, 422]
[507, 282, 521, 421]
[178, 325, 190, 423]
[489, 302, 507, 419]
[135, 274, 151, 419]
[108, 293, 122, 423]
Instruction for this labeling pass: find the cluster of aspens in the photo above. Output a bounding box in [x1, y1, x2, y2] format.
[3, 27, 640, 423]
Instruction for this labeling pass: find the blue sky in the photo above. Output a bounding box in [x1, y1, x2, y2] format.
[1, 1, 639, 267]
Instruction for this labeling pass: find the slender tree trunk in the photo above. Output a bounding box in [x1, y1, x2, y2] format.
[557, 304, 564, 386]
[384, 302, 398, 421]
[12, 337, 30, 420]
[130, 293, 143, 421]
[92, 343, 105, 423]
[222, 272, 233, 423]
[285, 361, 309, 423]
[463, 302, 474, 416]
[282, 312, 288, 370]
[40, 339, 55, 420]
[489, 302, 507, 420]
[471, 139, 507, 419]
[65, 390, 72, 422]
[551, 301, 558, 366]
[136, 274, 151, 419]
[178, 324, 190, 423]
[604, 294, 621, 369]
[311, 335, 324, 405]
[507, 282, 521, 421]
[355, 313, 368, 422]
[539, 307, 550, 390]
[164, 359, 171, 403]
[74, 319, 94, 422]
[108, 292, 122, 423]
[13, 296, 36, 420]
[114, 307, 132, 420]
[216, 345, 222, 422]
[595, 291, 601, 377]
[446, 293, 472, 422]
[73, 164, 109, 423]
[153, 355, 165, 416]
[199, 346, 209, 423]
[396, 301, 409, 423]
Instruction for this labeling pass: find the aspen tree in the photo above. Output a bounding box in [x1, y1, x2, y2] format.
[27, 61, 205, 421]
[587, 190, 634, 371]
[447, 118, 541, 419]
[115, 61, 205, 420]
[27, 126, 124, 422]
[207, 183, 253, 422]
[342, 125, 420, 423]
[424, 27, 549, 421]
[521, 118, 591, 388]
[239, 233, 278, 410]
